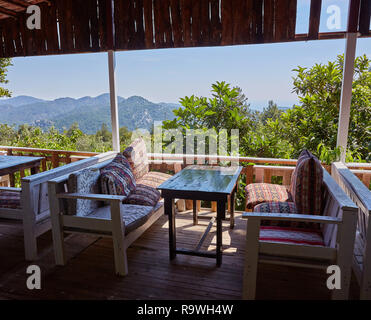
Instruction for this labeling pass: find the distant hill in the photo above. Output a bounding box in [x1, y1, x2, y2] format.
[0, 94, 179, 134]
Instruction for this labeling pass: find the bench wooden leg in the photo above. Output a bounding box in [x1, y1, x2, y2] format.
[243, 219, 260, 300]
[111, 201, 128, 276]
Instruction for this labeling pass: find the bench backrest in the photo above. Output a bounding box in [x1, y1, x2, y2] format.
[322, 168, 358, 248]
[48, 158, 115, 216]
[20, 151, 116, 222]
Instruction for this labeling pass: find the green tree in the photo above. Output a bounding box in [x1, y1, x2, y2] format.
[0, 58, 12, 98]
[280, 54, 371, 160]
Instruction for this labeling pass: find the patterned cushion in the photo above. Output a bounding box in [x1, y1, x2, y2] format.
[123, 184, 161, 207]
[290, 149, 323, 215]
[254, 201, 297, 214]
[87, 203, 163, 234]
[253, 201, 320, 229]
[137, 171, 172, 188]
[123, 138, 149, 180]
[100, 157, 136, 197]
[0, 190, 21, 209]
[259, 226, 324, 246]
[67, 167, 101, 216]
[245, 183, 292, 209]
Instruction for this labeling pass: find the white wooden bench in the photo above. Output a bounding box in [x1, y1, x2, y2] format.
[332, 161, 371, 299]
[242, 169, 358, 299]
[0, 151, 116, 261]
[48, 158, 171, 276]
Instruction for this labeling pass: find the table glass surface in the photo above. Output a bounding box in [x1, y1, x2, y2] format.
[0, 155, 43, 171]
[157, 165, 242, 194]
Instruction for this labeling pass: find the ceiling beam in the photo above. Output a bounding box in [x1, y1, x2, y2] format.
[1, 1, 29, 9]
[0, 6, 19, 17]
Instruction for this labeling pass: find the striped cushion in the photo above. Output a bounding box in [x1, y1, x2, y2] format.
[0, 190, 21, 209]
[290, 149, 323, 215]
[123, 138, 149, 181]
[137, 171, 172, 188]
[100, 156, 136, 197]
[245, 183, 292, 209]
[259, 226, 324, 246]
[123, 184, 160, 207]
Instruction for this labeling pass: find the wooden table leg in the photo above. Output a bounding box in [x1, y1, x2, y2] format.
[193, 199, 198, 225]
[216, 199, 225, 267]
[230, 190, 235, 229]
[166, 197, 176, 260]
[30, 164, 40, 175]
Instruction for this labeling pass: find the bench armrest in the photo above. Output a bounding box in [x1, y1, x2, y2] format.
[56, 192, 127, 203]
[242, 212, 342, 225]
[0, 187, 21, 192]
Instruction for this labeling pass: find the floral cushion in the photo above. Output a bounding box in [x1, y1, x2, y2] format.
[137, 171, 172, 188]
[123, 138, 149, 180]
[245, 183, 292, 209]
[67, 167, 101, 216]
[100, 156, 136, 198]
[123, 184, 161, 207]
[289, 149, 323, 215]
[0, 190, 21, 209]
[259, 226, 324, 246]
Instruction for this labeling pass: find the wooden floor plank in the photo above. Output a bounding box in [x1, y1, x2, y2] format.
[0, 211, 360, 300]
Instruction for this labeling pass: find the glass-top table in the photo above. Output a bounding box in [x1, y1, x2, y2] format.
[158, 165, 243, 266]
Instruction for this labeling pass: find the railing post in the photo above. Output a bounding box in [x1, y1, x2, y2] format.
[108, 50, 120, 152]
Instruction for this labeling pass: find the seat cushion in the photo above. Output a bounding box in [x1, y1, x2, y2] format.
[123, 184, 161, 207]
[123, 138, 149, 181]
[67, 167, 101, 216]
[137, 171, 172, 189]
[290, 149, 323, 215]
[100, 156, 136, 197]
[0, 190, 21, 209]
[245, 183, 292, 209]
[259, 226, 324, 246]
[254, 201, 319, 229]
[87, 203, 163, 234]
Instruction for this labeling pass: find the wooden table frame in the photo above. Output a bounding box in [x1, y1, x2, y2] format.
[0, 156, 43, 187]
[159, 166, 242, 266]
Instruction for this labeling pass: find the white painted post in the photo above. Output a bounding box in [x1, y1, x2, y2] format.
[108, 50, 120, 152]
[336, 32, 358, 162]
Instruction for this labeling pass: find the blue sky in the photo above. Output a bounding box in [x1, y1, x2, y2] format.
[3, 0, 371, 110]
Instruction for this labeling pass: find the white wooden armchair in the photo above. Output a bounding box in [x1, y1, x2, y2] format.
[0, 151, 115, 261]
[48, 159, 168, 276]
[242, 169, 358, 300]
[332, 162, 371, 299]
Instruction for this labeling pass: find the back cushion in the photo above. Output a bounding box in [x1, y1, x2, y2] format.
[290, 149, 323, 215]
[67, 167, 101, 216]
[123, 138, 149, 180]
[100, 155, 136, 197]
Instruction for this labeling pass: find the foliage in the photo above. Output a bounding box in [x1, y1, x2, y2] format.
[0, 58, 12, 98]
[280, 54, 370, 161]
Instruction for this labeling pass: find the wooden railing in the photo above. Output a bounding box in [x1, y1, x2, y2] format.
[0, 146, 99, 187]
[0, 147, 370, 190]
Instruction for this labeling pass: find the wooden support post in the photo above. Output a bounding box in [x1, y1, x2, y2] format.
[336, 0, 360, 162]
[108, 50, 120, 152]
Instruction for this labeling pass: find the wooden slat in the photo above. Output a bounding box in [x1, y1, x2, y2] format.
[191, 0, 200, 45]
[287, 0, 297, 40]
[274, 0, 290, 41]
[153, 0, 165, 48]
[143, 0, 154, 48]
[133, 0, 145, 49]
[199, 0, 210, 45]
[210, 0, 221, 45]
[180, 0, 192, 46]
[88, 0, 100, 50]
[359, 0, 371, 35]
[347, 0, 361, 33]
[170, 0, 183, 47]
[263, 0, 274, 42]
[221, 0, 233, 45]
[308, 0, 322, 40]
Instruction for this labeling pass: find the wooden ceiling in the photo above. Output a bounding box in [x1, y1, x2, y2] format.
[0, 0, 370, 58]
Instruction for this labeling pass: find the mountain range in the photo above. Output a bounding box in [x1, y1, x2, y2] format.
[0, 94, 179, 134]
